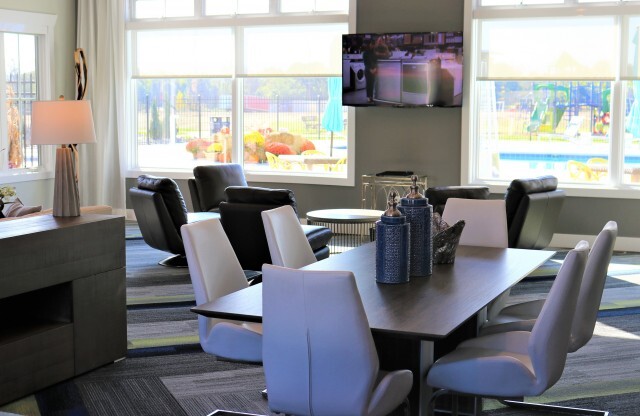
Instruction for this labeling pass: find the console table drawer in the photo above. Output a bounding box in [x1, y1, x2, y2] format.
[0, 323, 74, 404]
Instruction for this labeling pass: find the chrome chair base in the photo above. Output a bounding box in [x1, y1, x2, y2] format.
[501, 399, 609, 416]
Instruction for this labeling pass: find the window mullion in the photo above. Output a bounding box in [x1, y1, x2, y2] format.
[233, 27, 243, 164]
[0, 33, 7, 171]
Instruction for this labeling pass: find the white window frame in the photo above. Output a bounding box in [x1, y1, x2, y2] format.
[124, 0, 356, 186]
[463, 0, 640, 199]
[0, 9, 56, 183]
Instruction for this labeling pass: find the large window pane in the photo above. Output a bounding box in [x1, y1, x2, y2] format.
[133, 29, 233, 77]
[134, 0, 194, 18]
[243, 24, 346, 75]
[624, 16, 640, 79]
[480, 0, 563, 5]
[134, 78, 233, 169]
[241, 77, 347, 176]
[479, 17, 616, 79]
[475, 80, 612, 184]
[623, 80, 640, 184]
[204, 0, 269, 15]
[281, 0, 348, 12]
[4, 33, 39, 170]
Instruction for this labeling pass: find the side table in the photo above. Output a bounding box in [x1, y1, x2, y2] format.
[307, 209, 384, 254]
[361, 174, 428, 210]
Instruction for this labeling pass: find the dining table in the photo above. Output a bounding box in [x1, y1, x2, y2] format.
[192, 243, 554, 415]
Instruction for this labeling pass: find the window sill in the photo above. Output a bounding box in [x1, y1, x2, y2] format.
[0, 170, 53, 183]
[468, 180, 640, 200]
[126, 169, 355, 187]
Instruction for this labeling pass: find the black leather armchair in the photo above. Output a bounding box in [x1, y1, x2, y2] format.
[425, 185, 491, 216]
[130, 175, 219, 267]
[219, 186, 333, 271]
[505, 175, 565, 249]
[188, 164, 247, 213]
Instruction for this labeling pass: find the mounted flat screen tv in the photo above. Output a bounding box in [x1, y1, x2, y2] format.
[342, 31, 463, 107]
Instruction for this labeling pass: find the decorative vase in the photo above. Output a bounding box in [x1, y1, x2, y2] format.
[432, 215, 466, 264]
[375, 191, 410, 284]
[398, 175, 433, 277]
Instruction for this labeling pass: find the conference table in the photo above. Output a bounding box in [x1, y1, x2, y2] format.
[192, 243, 554, 416]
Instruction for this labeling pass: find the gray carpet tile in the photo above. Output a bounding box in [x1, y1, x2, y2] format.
[128, 306, 195, 325]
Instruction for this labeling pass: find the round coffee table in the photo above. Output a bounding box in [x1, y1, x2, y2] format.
[306, 209, 384, 254]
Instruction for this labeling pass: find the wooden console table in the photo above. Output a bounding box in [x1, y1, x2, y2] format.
[0, 214, 126, 405]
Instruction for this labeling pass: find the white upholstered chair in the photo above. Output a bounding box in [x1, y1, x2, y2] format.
[262, 264, 413, 416]
[181, 218, 262, 363]
[442, 198, 508, 249]
[442, 198, 510, 320]
[426, 241, 590, 416]
[480, 221, 618, 354]
[261, 205, 318, 269]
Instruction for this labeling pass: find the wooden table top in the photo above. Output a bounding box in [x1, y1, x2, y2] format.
[192, 243, 554, 340]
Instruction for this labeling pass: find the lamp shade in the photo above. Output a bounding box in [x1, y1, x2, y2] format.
[31, 99, 97, 145]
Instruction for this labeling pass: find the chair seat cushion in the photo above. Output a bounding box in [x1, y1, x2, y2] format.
[427, 331, 539, 398]
[301, 224, 333, 251]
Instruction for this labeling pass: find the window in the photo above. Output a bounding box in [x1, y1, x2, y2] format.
[126, 0, 354, 186]
[0, 10, 55, 178]
[465, 0, 640, 196]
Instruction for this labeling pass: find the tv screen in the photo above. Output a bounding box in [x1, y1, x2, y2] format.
[342, 31, 463, 107]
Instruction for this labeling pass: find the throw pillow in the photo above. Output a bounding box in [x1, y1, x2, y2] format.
[5, 197, 43, 217]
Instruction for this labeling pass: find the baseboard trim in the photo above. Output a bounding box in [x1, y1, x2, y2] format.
[126, 208, 136, 221]
[550, 234, 639, 252]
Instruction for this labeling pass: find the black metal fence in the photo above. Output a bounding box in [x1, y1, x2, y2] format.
[137, 94, 345, 145]
[6, 72, 38, 169]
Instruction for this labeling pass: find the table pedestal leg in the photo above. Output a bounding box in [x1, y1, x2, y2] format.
[373, 315, 480, 416]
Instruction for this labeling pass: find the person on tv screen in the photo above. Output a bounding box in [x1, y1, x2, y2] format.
[363, 36, 392, 104]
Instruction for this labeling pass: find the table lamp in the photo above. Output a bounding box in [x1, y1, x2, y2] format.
[31, 98, 96, 217]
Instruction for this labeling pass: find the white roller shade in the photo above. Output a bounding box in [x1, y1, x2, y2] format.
[242, 23, 347, 76]
[478, 16, 616, 80]
[132, 28, 234, 77]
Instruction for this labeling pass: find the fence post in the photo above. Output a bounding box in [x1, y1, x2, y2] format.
[276, 95, 280, 131]
[198, 95, 202, 139]
[317, 95, 321, 140]
[146, 94, 150, 145]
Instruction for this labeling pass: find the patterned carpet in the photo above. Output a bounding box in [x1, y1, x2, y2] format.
[1, 225, 639, 415]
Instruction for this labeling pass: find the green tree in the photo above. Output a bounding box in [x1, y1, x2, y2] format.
[150, 100, 163, 141]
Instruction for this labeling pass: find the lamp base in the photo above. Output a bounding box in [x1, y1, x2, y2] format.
[53, 147, 81, 217]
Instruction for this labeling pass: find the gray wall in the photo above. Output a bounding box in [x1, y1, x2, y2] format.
[126, 0, 467, 220]
[0, 0, 77, 207]
[5, 0, 639, 240]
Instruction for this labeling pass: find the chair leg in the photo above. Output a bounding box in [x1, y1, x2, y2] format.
[158, 254, 188, 268]
[501, 399, 609, 416]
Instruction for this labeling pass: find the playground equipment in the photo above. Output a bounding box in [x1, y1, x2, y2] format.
[526, 83, 570, 138]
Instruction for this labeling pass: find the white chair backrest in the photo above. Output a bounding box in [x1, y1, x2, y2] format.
[262, 264, 379, 416]
[529, 241, 588, 393]
[181, 218, 249, 306]
[262, 205, 317, 269]
[569, 221, 617, 352]
[442, 198, 508, 248]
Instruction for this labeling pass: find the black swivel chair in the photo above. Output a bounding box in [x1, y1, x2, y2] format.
[505, 175, 566, 249]
[425, 185, 491, 216]
[219, 186, 333, 272]
[130, 175, 218, 267]
[188, 164, 247, 213]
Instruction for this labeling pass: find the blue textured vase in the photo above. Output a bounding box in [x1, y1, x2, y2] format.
[399, 197, 433, 277]
[375, 215, 410, 284]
